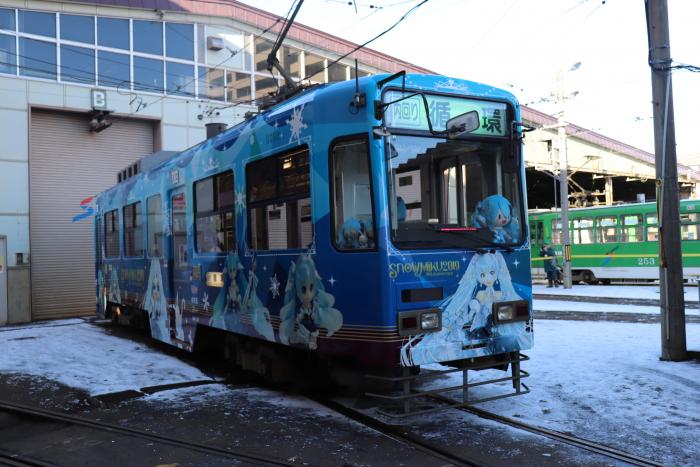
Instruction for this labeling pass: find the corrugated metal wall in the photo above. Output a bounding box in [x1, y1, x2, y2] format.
[30, 109, 155, 320]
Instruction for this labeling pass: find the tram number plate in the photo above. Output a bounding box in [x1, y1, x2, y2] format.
[638, 257, 656, 266]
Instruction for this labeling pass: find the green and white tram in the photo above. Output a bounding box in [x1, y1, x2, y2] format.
[529, 200, 700, 283]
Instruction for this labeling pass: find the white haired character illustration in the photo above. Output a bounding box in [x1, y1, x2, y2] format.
[279, 255, 343, 350]
[401, 252, 521, 366]
[108, 267, 121, 304]
[142, 258, 170, 342]
[241, 265, 275, 342]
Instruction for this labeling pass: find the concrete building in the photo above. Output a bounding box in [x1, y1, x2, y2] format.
[0, 0, 696, 324]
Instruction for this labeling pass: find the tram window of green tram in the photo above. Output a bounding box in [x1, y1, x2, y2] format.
[246, 147, 312, 250]
[621, 214, 643, 243]
[194, 171, 235, 253]
[104, 209, 120, 258]
[596, 216, 618, 243]
[680, 213, 700, 241]
[646, 213, 658, 241]
[147, 195, 163, 257]
[124, 202, 144, 257]
[551, 219, 563, 244]
[572, 217, 594, 244]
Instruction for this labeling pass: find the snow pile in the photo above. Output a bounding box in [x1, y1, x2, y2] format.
[0, 321, 211, 395]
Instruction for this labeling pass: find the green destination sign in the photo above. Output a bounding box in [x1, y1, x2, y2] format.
[383, 91, 508, 137]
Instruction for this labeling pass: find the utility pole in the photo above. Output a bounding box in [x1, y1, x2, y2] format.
[556, 69, 573, 289]
[645, 0, 687, 361]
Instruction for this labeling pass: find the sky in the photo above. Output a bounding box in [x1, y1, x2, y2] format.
[237, 0, 700, 160]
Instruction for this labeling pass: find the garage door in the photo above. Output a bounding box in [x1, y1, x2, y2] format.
[30, 109, 155, 320]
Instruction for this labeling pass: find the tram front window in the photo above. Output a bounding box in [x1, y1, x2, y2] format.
[387, 135, 523, 249]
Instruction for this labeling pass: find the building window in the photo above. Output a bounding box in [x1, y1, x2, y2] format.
[166, 61, 195, 97]
[105, 209, 120, 258]
[165, 22, 193, 61]
[133, 20, 163, 55]
[0, 34, 16, 75]
[281, 46, 300, 79]
[198, 67, 225, 101]
[247, 147, 312, 250]
[124, 202, 144, 257]
[328, 62, 347, 82]
[61, 45, 95, 85]
[255, 75, 278, 100]
[18, 10, 55, 38]
[350, 67, 369, 79]
[596, 216, 618, 243]
[97, 17, 129, 50]
[98, 51, 129, 88]
[254, 37, 273, 72]
[195, 171, 235, 253]
[60, 15, 94, 44]
[572, 217, 594, 244]
[646, 213, 658, 241]
[304, 52, 325, 81]
[133, 56, 164, 93]
[147, 195, 163, 257]
[621, 214, 643, 243]
[19, 38, 56, 80]
[331, 138, 375, 250]
[226, 71, 251, 102]
[0, 8, 14, 31]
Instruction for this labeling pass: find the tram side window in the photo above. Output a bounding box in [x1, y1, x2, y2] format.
[572, 217, 594, 244]
[621, 214, 643, 242]
[147, 195, 163, 257]
[551, 219, 562, 244]
[596, 216, 618, 243]
[331, 138, 375, 250]
[681, 212, 700, 241]
[195, 171, 235, 253]
[104, 209, 120, 258]
[246, 147, 311, 250]
[124, 202, 144, 257]
[646, 213, 658, 241]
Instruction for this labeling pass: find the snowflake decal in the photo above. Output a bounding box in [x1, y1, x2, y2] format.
[269, 274, 281, 299]
[235, 189, 246, 211]
[202, 292, 210, 313]
[286, 104, 308, 144]
[436, 78, 469, 92]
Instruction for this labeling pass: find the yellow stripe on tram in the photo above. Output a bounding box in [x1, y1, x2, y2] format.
[530, 252, 700, 262]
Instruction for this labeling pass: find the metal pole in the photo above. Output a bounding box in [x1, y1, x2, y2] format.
[646, 0, 687, 361]
[557, 70, 573, 288]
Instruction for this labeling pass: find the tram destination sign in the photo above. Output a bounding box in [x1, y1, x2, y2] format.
[383, 90, 508, 137]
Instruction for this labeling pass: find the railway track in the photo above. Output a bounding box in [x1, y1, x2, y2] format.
[0, 399, 295, 467]
[427, 393, 663, 467]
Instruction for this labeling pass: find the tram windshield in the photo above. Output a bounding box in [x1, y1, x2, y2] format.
[386, 135, 524, 249]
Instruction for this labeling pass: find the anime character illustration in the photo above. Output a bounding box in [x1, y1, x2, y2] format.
[279, 255, 343, 350]
[97, 268, 105, 317]
[142, 258, 170, 342]
[108, 267, 121, 304]
[401, 252, 523, 366]
[241, 265, 275, 342]
[170, 292, 185, 343]
[210, 253, 245, 332]
[472, 194, 520, 244]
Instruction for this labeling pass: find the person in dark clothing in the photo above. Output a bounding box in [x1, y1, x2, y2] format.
[542, 244, 559, 288]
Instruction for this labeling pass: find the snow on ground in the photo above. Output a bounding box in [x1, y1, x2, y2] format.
[534, 299, 664, 314]
[443, 320, 700, 466]
[0, 320, 211, 396]
[534, 283, 700, 302]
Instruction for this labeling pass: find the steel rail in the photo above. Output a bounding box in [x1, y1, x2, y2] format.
[428, 394, 663, 467]
[0, 400, 295, 467]
[309, 395, 485, 467]
[0, 448, 56, 467]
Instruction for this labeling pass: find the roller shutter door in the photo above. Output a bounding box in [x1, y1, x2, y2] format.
[30, 109, 155, 320]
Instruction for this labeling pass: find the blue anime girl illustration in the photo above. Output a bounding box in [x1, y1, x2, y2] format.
[108, 267, 121, 304]
[401, 251, 522, 366]
[279, 255, 343, 350]
[142, 258, 170, 341]
[210, 252, 275, 342]
[472, 194, 520, 244]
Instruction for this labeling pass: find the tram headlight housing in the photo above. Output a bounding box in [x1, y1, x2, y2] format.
[492, 300, 530, 324]
[398, 308, 442, 336]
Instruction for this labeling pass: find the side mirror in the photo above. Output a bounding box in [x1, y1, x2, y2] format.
[446, 110, 480, 138]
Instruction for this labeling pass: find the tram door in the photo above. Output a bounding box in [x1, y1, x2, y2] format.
[169, 189, 188, 333]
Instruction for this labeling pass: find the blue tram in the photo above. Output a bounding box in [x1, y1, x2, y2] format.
[95, 73, 533, 372]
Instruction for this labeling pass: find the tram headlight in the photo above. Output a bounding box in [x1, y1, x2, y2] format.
[420, 311, 441, 331]
[492, 300, 530, 324]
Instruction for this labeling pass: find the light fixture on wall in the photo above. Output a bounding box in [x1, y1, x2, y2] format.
[89, 110, 112, 133]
